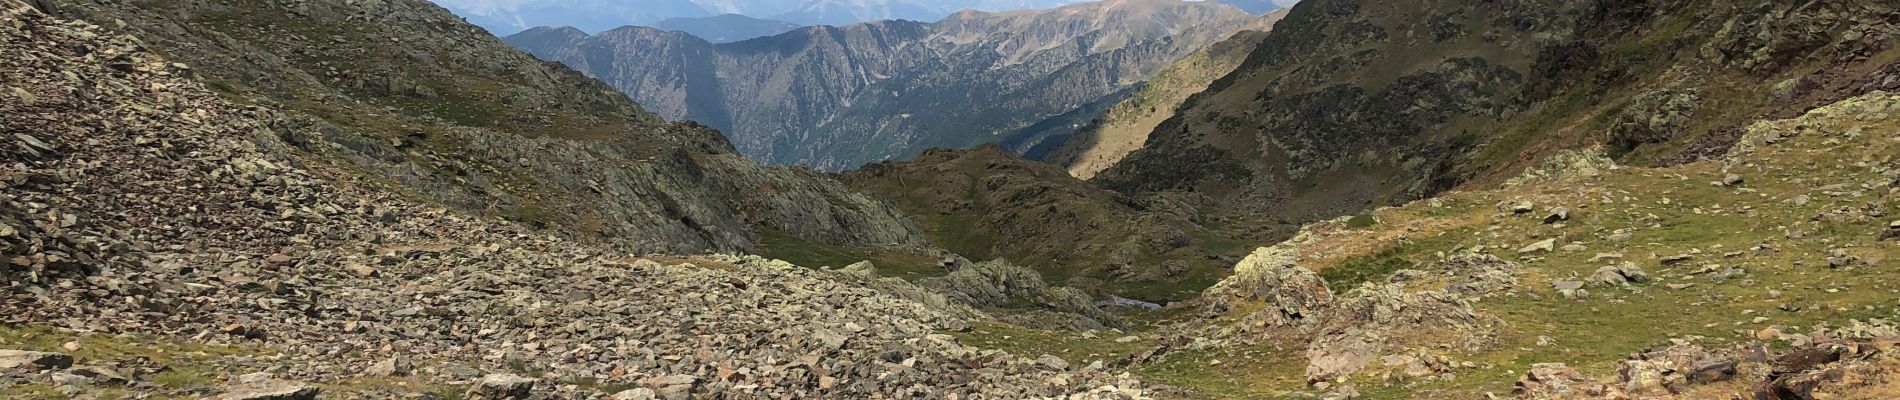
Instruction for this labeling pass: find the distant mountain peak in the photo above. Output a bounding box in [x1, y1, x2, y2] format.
[508, 0, 1265, 171]
[430, 0, 1289, 36]
[650, 13, 802, 43]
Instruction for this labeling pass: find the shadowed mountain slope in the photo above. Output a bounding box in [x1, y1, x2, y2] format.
[1094, 0, 1900, 231]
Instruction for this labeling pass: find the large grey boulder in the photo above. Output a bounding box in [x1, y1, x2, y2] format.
[1203, 244, 1333, 328]
[219, 374, 319, 400]
[464, 374, 537, 400]
[0, 350, 72, 371]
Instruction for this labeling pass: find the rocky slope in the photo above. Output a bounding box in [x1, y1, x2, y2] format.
[950, 89, 1900, 399]
[648, 14, 800, 43]
[0, 2, 1155, 398]
[842, 145, 1292, 302]
[1093, 0, 1900, 232]
[1143, 90, 1900, 399]
[508, 0, 1263, 170]
[44, 0, 927, 255]
[1045, 10, 1286, 179]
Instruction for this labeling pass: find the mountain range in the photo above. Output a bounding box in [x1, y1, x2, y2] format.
[508, 0, 1272, 170]
[649, 14, 802, 43]
[430, 0, 1085, 35]
[430, 0, 1292, 36]
[12, 0, 1900, 398]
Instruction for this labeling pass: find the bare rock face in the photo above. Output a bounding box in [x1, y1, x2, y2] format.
[1305, 327, 1385, 383]
[1610, 88, 1703, 151]
[1335, 285, 1482, 331]
[1203, 244, 1332, 328]
[1300, 283, 1489, 381]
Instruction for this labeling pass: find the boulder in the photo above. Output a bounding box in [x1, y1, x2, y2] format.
[67, 365, 131, 385]
[1306, 327, 1384, 383]
[1320, 384, 1360, 400]
[364, 356, 410, 377]
[611, 388, 657, 400]
[219, 378, 319, 400]
[1552, 280, 1589, 300]
[1328, 284, 1483, 331]
[1518, 239, 1557, 254]
[1205, 244, 1332, 328]
[1543, 207, 1571, 224]
[1037, 354, 1071, 370]
[0, 350, 72, 371]
[464, 374, 536, 400]
[1587, 262, 1650, 287]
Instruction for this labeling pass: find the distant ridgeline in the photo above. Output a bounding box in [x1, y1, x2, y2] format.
[507, 0, 1277, 171]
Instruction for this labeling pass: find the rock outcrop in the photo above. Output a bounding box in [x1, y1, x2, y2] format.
[1202, 244, 1332, 328]
[1187, 241, 1500, 384]
[923, 260, 1124, 330]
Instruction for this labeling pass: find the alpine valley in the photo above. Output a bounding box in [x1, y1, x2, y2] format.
[4, 0, 1900, 399]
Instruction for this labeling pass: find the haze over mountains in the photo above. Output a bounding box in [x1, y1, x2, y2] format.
[509, 0, 1273, 170]
[648, 14, 801, 43]
[431, 0, 1294, 36]
[431, 0, 1087, 35]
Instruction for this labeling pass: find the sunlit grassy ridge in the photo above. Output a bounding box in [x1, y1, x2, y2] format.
[951, 92, 1900, 398]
